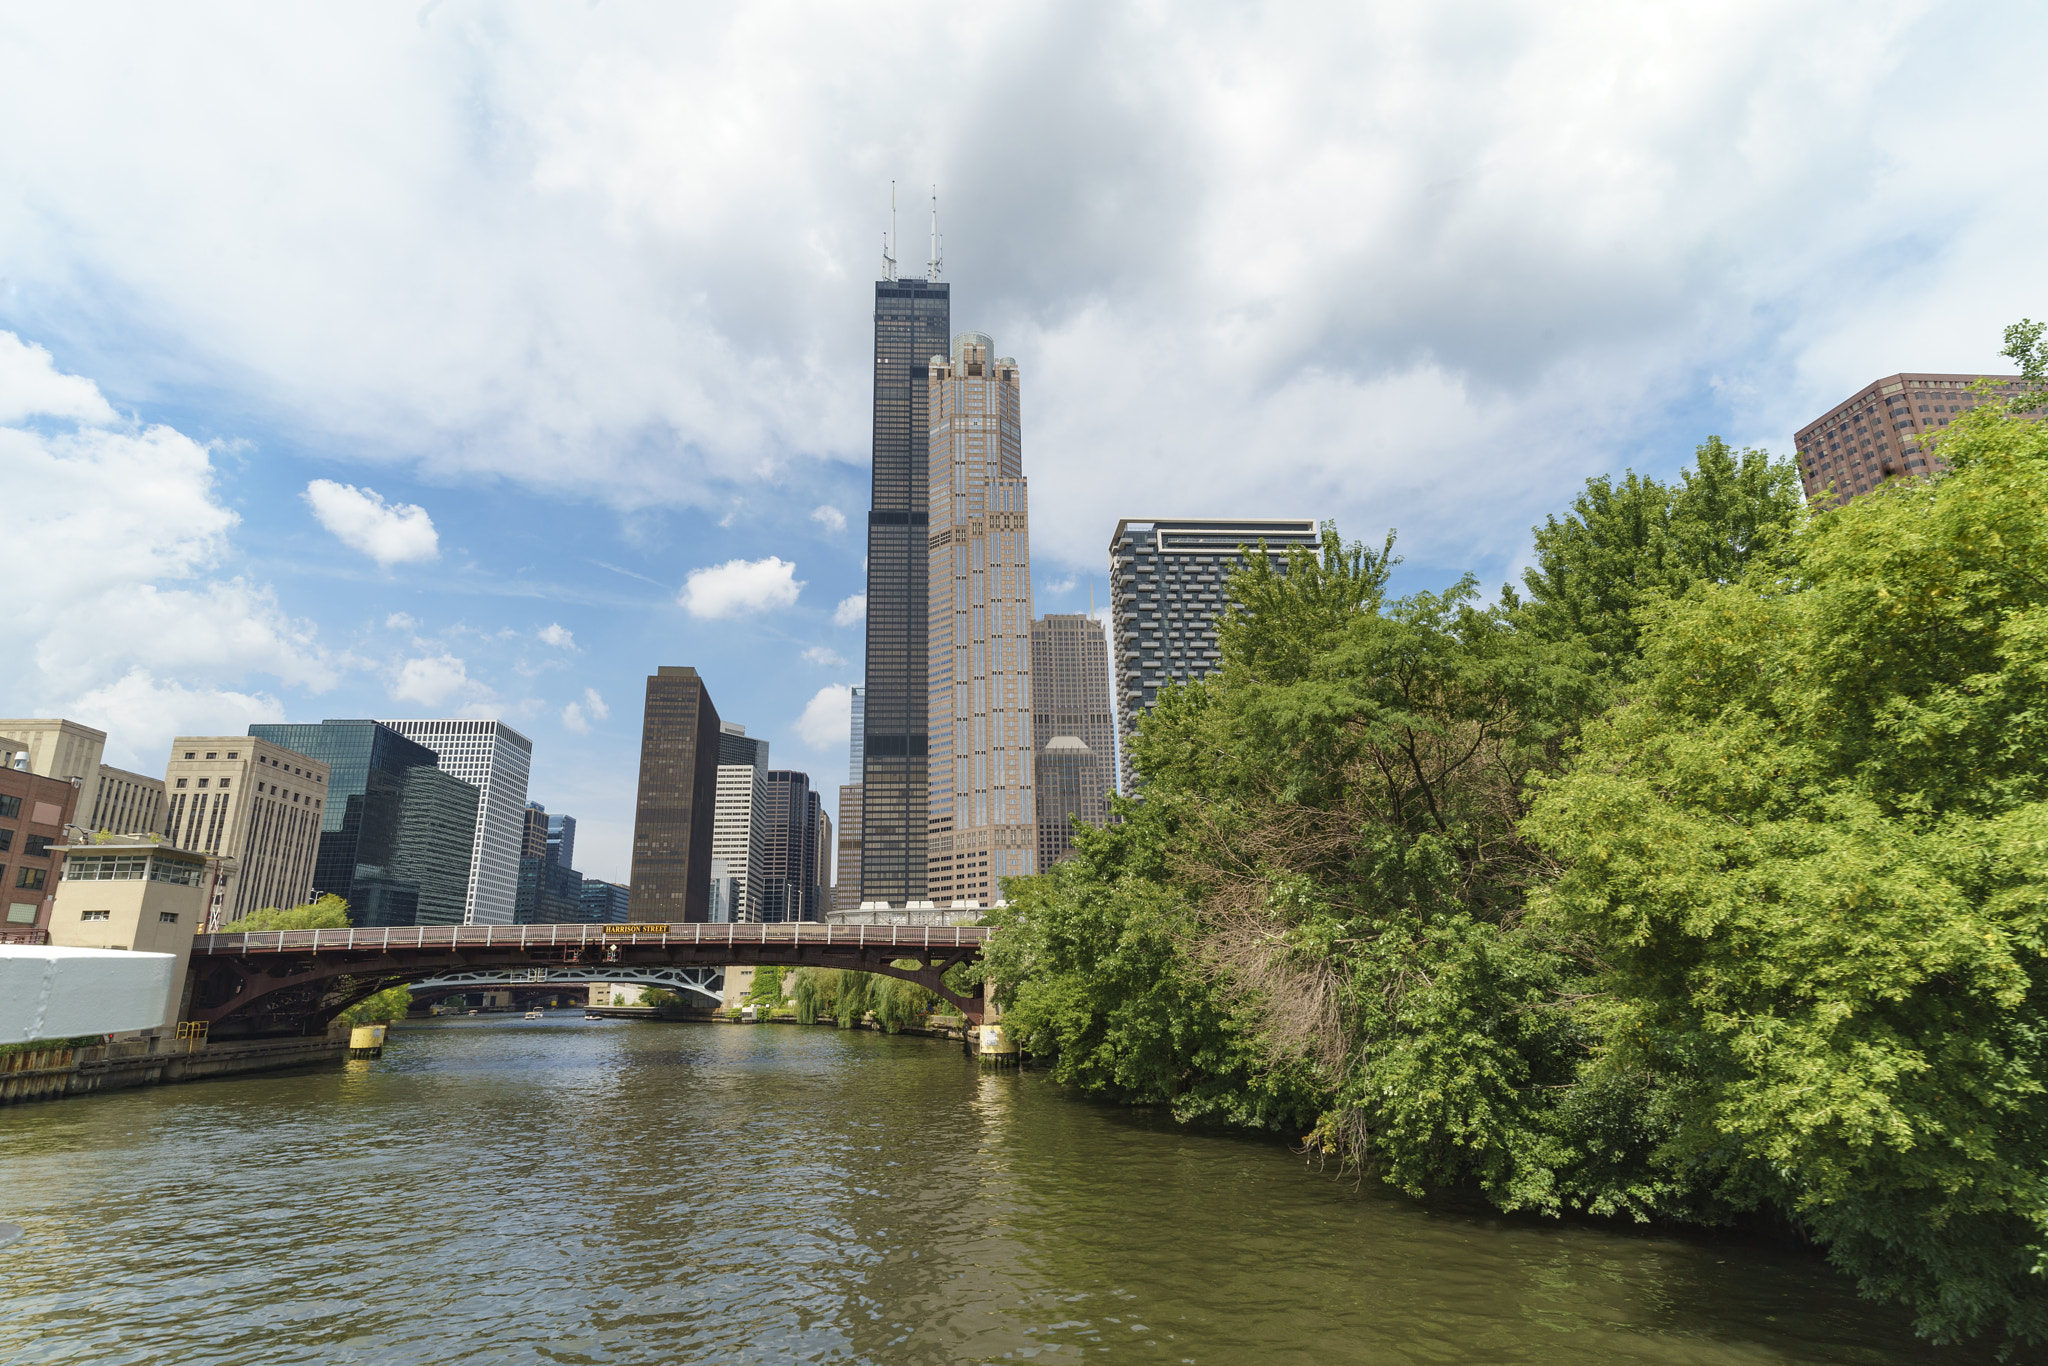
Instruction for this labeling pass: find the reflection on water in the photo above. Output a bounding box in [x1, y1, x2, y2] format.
[0, 1017, 1987, 1365]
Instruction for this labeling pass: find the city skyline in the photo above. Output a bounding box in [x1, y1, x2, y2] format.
[5, 4, 2043, 886]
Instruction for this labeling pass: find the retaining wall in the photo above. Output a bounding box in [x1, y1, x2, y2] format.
[0, 1033, 349, 1106]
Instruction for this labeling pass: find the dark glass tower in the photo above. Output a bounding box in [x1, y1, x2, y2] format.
[862, 277, 950, 903]
[628, 666, 722, 922]
[246, 720, 475, 927]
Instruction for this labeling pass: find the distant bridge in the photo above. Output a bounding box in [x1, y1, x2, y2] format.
[411, 964, 727, 1006]
[186, 922, 989, 1036]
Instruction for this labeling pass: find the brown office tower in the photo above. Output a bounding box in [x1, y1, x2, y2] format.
[1795, 372, 2027, 507]
[1031, 613, 1115, 869]
[925, 332, 1035, 905]
[627, 666, 722, 922]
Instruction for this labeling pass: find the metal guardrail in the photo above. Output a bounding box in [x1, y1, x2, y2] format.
[0, 928, 51, 946]
[192, 922, 991, 956]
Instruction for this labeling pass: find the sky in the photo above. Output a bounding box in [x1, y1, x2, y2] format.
[4, 1, 2045, 884]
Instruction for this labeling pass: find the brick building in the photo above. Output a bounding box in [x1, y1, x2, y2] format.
[1795, 372, 2027, 506]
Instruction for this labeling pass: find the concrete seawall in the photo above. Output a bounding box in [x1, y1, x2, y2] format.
[0, 1033, 350, 1106]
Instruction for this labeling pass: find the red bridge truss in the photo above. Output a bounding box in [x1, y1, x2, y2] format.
[186, 921, 991, 1036]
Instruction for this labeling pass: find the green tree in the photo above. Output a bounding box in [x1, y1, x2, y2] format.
[219, 894, 350, 933]
[835, 969, 875, 1028]
[790, 967, 839, 1024]
[1525, 385, 2048, 1346]
[744, 965, 786, 1007]
[2004, 317, 2046, 411]
[1512, 436, 1804, 669]
[338, 984, 411, 1026]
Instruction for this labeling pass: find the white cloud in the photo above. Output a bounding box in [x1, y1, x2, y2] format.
[802, 646, 847, 668]
[833, 594, 866, 627]
[391, 653, 473, 706]
[0, 332, 342, 768]
[795, 684, 852, 752]
[0, 331, 118, 426]
[303, 480, 440, 567]
[561, 688, 609, 733]
[1042, 574, 1076, 594]
[0, 4, 2042, 593]
[810, 504, 846, 532]
[538, 622, 575, 648]
[385, 612, 418, 631]
[679, 556, 803, 620]
[68, 670, 287, 773]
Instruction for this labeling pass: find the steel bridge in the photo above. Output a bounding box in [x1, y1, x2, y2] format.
[411, 965, 727, 1006]
[185, 921, 989, 1035]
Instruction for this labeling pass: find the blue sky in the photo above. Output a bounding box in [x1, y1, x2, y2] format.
[4, 0, 2045, 882]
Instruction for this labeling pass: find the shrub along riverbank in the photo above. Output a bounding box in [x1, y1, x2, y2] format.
[981, 324, 2048, 1350]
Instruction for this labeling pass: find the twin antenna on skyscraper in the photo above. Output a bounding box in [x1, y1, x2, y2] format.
[882, 181, 941, 283]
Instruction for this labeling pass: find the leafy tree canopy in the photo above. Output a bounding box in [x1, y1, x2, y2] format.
[1512, 436, 1804, 669]
[220, 894, 350, 933]
[1526, 390, 2048, 1345]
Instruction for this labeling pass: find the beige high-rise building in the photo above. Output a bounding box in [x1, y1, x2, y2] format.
[712, 761, 767, 923]
[0, 718, 106, 789]
[834, 783, 863, 913]
[1031, 613, 1115, 869]
[87, 765, 166, 836]
[164, 736, 330, 928]
[925, 332, 1035, 904]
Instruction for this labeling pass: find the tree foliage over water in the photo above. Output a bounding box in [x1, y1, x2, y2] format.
[984, 355, 2048, 1349]
[787, 966, 937, 1032]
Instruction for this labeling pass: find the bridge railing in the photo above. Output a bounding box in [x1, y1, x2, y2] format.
[192, 921, 991, 956]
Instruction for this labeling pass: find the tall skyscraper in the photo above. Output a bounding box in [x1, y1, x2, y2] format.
[713, 722, 770, 923]
[1109, 519, 1322, 795]
[762, 770, 828, 922]
[1030, 613, 1115, 869]
[546, 813, 576, 869]
[628, 667, 722, 923]
[925, 332, 1034, 904]
[861, 270, 950, 905]
[1794, 371, 2027, 507]
[375, 719, 533, 924]
[579, 878, 630, 924]
[836, 687, 864, 913]
[389, 767, 483, 925]
[247, 721, 477, 927]
[515, 801, 585, 924]
[164, 736, 331, 925]
[833, 783, 863, 914]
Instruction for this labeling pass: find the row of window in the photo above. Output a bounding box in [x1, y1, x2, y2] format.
[0, 830, 53, 857]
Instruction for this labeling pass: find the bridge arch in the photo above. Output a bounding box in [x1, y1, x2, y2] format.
[184, 922, 988, 1036]
[412, 966, 727, 1007]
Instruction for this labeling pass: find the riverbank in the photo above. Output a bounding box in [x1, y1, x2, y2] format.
[0, 1031, 350, 1106]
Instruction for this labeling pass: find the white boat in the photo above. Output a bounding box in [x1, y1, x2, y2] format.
[522, 1008, 544, 1020]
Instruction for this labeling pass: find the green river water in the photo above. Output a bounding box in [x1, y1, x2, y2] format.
[0, 1015, 1995, 1365]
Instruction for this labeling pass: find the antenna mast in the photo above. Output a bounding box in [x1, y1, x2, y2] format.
[927, 185, 942, 281]
[883, 181, 898, 282]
